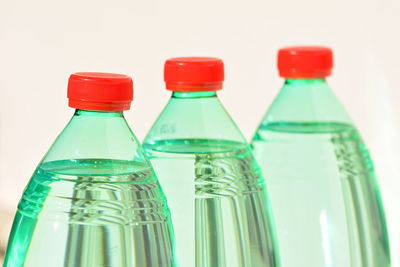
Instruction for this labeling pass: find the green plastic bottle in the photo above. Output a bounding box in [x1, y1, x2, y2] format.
[4, 73, 176, 267]
[251, 47, 390, 267]
[143, 57, 279, 267]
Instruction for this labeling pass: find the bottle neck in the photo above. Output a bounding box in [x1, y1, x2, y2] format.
[172, 91, 217, 99]
[281, 78, 331, 95]
[284, 78, 327, 86]
[74, 109, 124, 117]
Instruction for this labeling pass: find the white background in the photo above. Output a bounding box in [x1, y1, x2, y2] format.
[0, 0, 399, 265]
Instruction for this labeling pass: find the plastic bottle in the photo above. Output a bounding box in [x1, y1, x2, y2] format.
[3, 73, 176, 267]
[143, 57, 279, 267]
[251, 47, 390, 267]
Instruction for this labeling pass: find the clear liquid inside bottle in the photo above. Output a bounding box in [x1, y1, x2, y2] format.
[144, 92, 279, 267]
[251, 79, 390, 267]
[4, 110, 176, 267]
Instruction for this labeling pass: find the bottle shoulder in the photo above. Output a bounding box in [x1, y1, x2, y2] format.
[144, 97, 248, 146]
[257, 82, 353, 127]
[41, 113, 149, 166]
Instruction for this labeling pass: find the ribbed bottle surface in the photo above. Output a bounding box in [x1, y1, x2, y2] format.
[252, 121, 390, 267]
[4, 159, 175, 267]
[144, 139, 278, 267]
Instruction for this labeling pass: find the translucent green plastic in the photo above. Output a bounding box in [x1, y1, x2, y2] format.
[251, 79, 390, 267]
[143, 91, 279, 267]
[4, 110, 176, 267]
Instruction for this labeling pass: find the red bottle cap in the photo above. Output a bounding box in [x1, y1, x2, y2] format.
[164, 57, 224, 92]
[278, 46, 333, 78]
[68, 72, 133, 111]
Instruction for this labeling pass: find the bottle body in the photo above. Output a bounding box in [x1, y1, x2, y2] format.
[251, 79, 390, 267]
[144, 92, 279, 267]
[4, 110, 176, 267]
